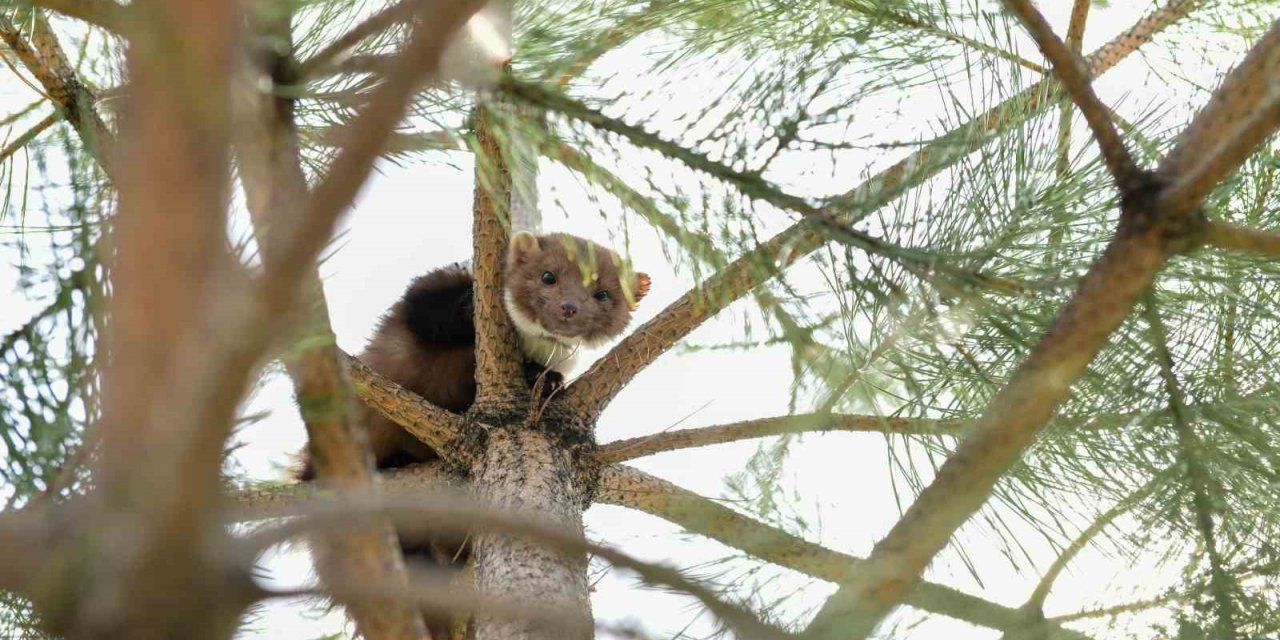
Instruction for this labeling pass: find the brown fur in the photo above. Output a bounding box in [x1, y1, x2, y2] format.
[295, 234, 647, 638]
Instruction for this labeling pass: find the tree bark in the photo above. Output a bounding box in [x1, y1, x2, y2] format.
[472, 430, 593, 640]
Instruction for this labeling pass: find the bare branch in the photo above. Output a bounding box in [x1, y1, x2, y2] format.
[344, 352, 469, 461]
[1204, 220, 1280, 259]
[1001, 0, 1137, 187]
[597, 466, 1090, 639]
[595, 413, 964, 464]
[554, 0, 1201, 420]
[1159, 18, 1280, 180]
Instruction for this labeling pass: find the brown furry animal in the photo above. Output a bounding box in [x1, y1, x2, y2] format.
[298, 231, 648, 637]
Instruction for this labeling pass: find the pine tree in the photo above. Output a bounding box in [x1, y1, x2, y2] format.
[1, 0, 1279, 638]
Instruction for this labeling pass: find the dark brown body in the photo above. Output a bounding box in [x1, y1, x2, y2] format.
[297, 233, 648, 638]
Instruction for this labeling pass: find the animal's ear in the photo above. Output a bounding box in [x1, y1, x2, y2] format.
[509, 231, 541, 265]
[627, 272, 651, 310]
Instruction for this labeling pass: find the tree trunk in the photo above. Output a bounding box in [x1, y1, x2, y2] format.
[471, 428, 593, 640]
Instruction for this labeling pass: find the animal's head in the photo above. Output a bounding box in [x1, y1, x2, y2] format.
[504, 231, 650, 344]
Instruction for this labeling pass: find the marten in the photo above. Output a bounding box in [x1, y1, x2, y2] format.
[297, 231, 648, 637]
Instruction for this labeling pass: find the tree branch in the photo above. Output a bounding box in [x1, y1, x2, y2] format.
[549, 0, 1200, 421]
[1001, 0, 1137, 187]
[295, 0, 416, 80]
[595, 413, 964, 464]
[254, 0, 484, 320]
[232, 461, 458, 522]
[597, 465, 1090, 639]
[470, 99, 527, 403]
[343, 352, 470, 461]
[0, 10, 116, 178]
[1204, 220, 1280, 259]
[1159, 18, 1280, 181]
[24, 0, 124, 31]
[1160, 81, 1280, 212]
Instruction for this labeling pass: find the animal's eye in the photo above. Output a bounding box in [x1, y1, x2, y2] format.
[541, 271, 557, 285]
[593, 290, 610, 302]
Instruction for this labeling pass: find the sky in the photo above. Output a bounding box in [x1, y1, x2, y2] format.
[0, 0, 1257, 638]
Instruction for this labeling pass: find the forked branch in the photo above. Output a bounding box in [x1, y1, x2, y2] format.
[554, 0, 1200, 420]
[1001, 0, 1137, 187]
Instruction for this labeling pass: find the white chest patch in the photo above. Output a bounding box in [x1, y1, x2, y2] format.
[503, 289, 581, 374]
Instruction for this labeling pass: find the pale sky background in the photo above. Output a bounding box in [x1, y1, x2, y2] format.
[0, 1, 1256, 638]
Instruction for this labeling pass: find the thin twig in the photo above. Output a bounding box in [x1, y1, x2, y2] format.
[1026, 469, 1166, 608]
[595, 413, 964, 464]
[0, 111, 59, 164]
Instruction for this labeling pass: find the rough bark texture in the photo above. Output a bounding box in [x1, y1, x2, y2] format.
[470, 103, 528, 404]
[472, 430, 593, 640]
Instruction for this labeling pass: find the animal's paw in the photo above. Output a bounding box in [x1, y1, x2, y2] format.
[523, 361, 563, 398]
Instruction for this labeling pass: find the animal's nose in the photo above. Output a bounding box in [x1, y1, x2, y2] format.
[560, 301, 579, 318]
